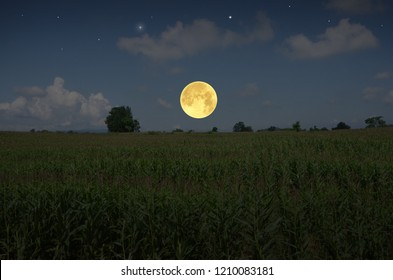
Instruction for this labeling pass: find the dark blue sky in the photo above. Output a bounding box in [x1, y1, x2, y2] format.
[1, 0, 392, 131]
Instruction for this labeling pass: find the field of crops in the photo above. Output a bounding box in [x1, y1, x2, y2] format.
[1, 129, 393, 259]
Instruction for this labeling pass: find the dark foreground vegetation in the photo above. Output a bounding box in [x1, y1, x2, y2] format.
[1, 129, 393, 259]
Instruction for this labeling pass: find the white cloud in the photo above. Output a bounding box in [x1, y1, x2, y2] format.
[46, 77, 85, 108]
[362, 87, 384, 100]
[29, 96, 52, 120]
[14, 86, 45, 96]
[0, 77, 112, 130]
[283, 19, 378, 59]
[80, 93, 112, 126]
[118, 12, 273, 60]
[0, 96, 28, 114]
[374, 71, 391, 80]
[238, 83, 261, 96]
[157, 98, 172, 109]
[325, 0, 385, 14]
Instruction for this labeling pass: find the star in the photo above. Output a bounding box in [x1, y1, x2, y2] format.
[97, 38, 101, 41]
[327, 19, 331, 23]
[136, 23, 145, 32]
[228, 15, 232, 19]
[57, 15, 60, 19]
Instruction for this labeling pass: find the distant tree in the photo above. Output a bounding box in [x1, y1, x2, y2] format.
[233, 121, 253, 132]
[292, 121, 301, 132]
[233, 121, 245, 132]
[133, 119, 141, 132]
[30, 128, 35, 133]
[212, 127, 218, 132]
[365, 116, 386, 128]
[105, 106, 140, 132]
[309, 125, 328, 131]
[172, 128, 183, 133]
[267, 126, 279, 131]
[244, 126, 253, 132]
[332, 122, 350, 130]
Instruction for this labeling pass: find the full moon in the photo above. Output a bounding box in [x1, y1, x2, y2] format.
[180, 81, 218, 119]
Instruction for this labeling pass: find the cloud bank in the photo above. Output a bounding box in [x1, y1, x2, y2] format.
[14, 86, 46, 96]
[283, 19, 378, 59]
[0, 77, 111, 130]
[118, 12, 273, 60]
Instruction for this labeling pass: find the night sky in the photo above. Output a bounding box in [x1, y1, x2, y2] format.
[1, 0, 392, 132]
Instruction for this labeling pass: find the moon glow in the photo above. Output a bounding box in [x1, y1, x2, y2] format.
[180, 81, 218, 119]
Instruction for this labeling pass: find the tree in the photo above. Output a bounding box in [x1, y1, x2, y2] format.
[105, 106, 140, 132]
[365, 116, 386, 128]
[292, 121, 301, 132]
[233, 121, 253, 132]
[332, 122, 350, 130]
[133, 119, 141, 132]
[267, 126, 279, 131]
[212, 127, 218, 132]
[233, 121, 245, 132]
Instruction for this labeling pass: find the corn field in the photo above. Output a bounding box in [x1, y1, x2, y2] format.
[1, 129, 393, 259]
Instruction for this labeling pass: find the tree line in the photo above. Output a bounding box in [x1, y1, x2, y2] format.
[105, 106, 389, 133]
[233, 116, 387, 132]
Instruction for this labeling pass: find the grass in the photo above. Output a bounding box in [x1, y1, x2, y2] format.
[1, 129, 393, 259]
